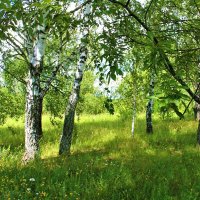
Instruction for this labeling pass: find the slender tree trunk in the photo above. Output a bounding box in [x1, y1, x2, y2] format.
[131, 67, 137, 136]
[194, 103, 200, 120]
[59, 3, 91, 155]
[131, 94, 136, 136]
[23, 24, 46, 162]
[59, 91, 78, 155]
[146, 73, 155, 134]
[197, 120, 200, 144]
[194, 84, 200, 121]
[59, 44, 87, 155]
[59, 45, 88, 155]
[131, 100, 136, 136]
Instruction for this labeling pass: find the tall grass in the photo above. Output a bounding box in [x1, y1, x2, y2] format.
[0, 114, 200, 199]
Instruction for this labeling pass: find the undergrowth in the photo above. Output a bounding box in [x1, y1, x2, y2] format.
[0, 114, 200, 200]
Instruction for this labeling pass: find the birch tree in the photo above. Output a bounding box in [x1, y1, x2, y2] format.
[0, 0, 75, 161]
[59, 2, 91, 155]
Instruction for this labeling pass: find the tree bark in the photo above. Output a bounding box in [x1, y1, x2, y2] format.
[23, 24, 46, 162]
[197, 120, 200, 144]
[146, 73, 154, 134]
[59, 45, 88, 155]
[59, 2, 91, 155]
[23, 71, 43, 161]
[194, 102, 200, 120]
[194, 83, 200, 120]
[59, 92, 78, 155]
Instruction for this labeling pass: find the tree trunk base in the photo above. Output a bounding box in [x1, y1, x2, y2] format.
[59, 135, 71, 156]
[22, 151, 39, 164]
[146, 126, 153, 134]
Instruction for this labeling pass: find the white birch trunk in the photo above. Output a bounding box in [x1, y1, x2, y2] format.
[23, 24, 46, 161]
[59, 3, 91, 155]
[194, 101, 200, 121]
[131, 95, 136, 136]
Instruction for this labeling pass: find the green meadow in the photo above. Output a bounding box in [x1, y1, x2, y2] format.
[0, 114, 200, 200]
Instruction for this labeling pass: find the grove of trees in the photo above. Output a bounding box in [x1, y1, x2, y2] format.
[0, 0, 200, 162]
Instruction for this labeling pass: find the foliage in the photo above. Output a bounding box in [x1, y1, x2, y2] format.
[115, 70, 148, 118]
[76, 71, 107, 115]
[0, 87, 24, 124]
[44, 74, 73, 120]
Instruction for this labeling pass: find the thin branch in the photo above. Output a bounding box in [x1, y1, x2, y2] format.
[40, 34, 64, 97]
[69, 0, 92, 13]
[108, 0, 150, 31]
[144, 0, 154, 25]
[5, 36, 29, 64]
[6, 40, 25, 59]
[181, 83, 200, 118]
[49, 83, 66, 96]
[40, 63, 62, 98]
[0, 65, 26, 85]
[7, 33, 23, 47]
[120, 34, 147, 45]
[126, 0, 130, 7]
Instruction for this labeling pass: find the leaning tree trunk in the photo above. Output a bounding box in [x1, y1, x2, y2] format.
[194, 83, 200, 121]
[59, 45, 88, 155]
[23, 24, 46, 162]
[59, 3, 91, 155]
[146, 72, 155, 134]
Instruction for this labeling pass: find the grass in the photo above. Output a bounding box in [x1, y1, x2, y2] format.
[0, 113, 200, 199]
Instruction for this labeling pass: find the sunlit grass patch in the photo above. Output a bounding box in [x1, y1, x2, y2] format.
[1, 114, 200, 199]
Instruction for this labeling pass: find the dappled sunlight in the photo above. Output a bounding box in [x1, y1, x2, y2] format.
[1, 114, 200, 199]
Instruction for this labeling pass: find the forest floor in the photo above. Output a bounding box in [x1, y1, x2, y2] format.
[0, 114, 200, 200]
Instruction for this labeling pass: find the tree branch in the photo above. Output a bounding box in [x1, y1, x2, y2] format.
[108, 0, 200, 104]
[5, 35, 29, 64]
[108, 0, 150, 31]
[0, 65, 26, 85]
[144, 0, 154, 25]
[69, 0, 92, 13]
[181, 83, 200, 118]
[126, 0, 130, 7]
[40, 35, 64, 97]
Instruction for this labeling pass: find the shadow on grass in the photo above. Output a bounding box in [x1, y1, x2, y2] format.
[1, 116, 200, 199]
[1, 133, 200, 199]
